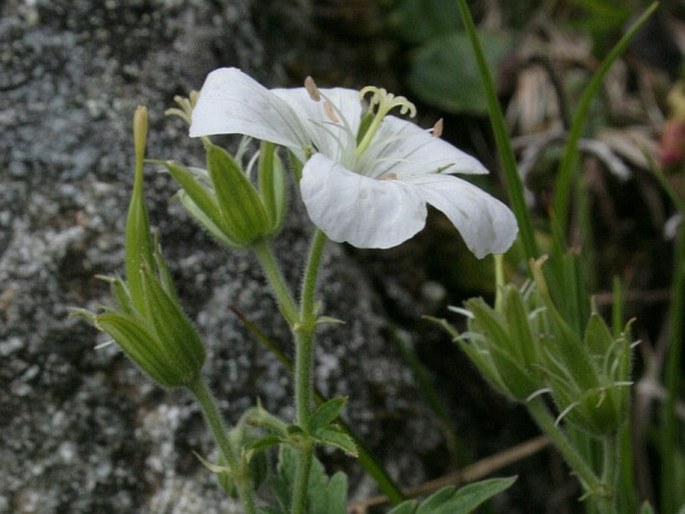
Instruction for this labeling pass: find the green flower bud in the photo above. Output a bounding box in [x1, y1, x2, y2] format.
[95, 302, 205, 388]
[459, 283, 544, 401]
[75, 105, 206, 389]
[206, 142, 272, 245]
[531, 258, 633, 436]
[126, 106, 155, 315]
[541, 313, 633, 436]
[257, 141, 287, 234]
[162, 142, 286, 248]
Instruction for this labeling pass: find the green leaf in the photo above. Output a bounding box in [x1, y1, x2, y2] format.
[455, 0, 538, 262]
[326, 472, 349, 514]
[386, 477, 515, 514]
[407, 32, 510, 115]
[387, 500, 418, 514]
[314, 426, 358, 457]
[286, 424, 306, 436]
[266, 445, 350, 514]
[416, 486, 456, 514]
[388, 0, 461, 44]
[431, 477, 516, 514]
[310, 397, 347, 433]
[246, 434, 283, 452]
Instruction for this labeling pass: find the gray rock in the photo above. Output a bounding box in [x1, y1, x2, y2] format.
[0, 1, 440, 512]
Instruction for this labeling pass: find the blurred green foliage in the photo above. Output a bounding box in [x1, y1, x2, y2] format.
[406, 31, 511, 115]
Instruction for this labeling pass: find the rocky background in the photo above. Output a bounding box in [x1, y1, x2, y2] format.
[0, 1, 447, 512]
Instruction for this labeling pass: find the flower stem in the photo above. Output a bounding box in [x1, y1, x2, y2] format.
[527, 397, 602, 495]
[291, 441, 314, 514]
[291, 230, 327, 514]
[300, 230, 327, 320]
[233, 306, 405, 503]
[596, 435, 619, 514]
[252, 239, 299, 327]
[186, 376, 257, 514]
[290, 329, 315, 514]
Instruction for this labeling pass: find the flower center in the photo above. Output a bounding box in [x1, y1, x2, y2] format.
[356, 86, 416, 157]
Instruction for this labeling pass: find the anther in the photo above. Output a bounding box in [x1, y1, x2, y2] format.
[432, 118, 444, 138]
[323, 101, 339, 123]
[304, 76, 321, 102]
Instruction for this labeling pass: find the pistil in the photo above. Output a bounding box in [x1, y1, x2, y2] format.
[356, 86, 417, 156]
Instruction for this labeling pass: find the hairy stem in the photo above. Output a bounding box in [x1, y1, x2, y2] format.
[252, 239, 299, 327]
[527, 397, 602, 495]
[187, 376, 257, 514]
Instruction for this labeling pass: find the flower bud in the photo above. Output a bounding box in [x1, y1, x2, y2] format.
[458, 283, 544, 401]
[205, 142, 273, 245]
[163, 142, 286, 248]
[257, 141, 287, 234]
[126, 106, 155, 315]
[446, 255, 634, 435]
[530, 258, 633, 436]
[541, 312, 632, 436]
[76, 105, 206, 389]
[96, 301, 205, 388]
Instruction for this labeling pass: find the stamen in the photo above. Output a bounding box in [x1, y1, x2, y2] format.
[432, 118, 444, 138]
[377, 173, 398, 181]
[304, 76, 320, 102]
[323, 101, 339, 123]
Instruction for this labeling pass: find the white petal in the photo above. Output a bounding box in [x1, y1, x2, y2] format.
[272, 87, 363, 160]
[361, 116, 488, 179]
[300, 154, 427, 249]
[189, 68, 310, 153]
[410, 174, 518, 258]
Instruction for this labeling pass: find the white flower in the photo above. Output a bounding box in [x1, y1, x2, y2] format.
[189, 67, 518, 258]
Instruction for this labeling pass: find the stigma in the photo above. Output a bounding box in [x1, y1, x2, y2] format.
[356, 86, 417, 157]
[359, 86, 417, 118]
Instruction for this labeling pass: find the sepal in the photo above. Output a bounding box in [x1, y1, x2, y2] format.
[206, 142, 272, 245]
[258, 141, 288, 233]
